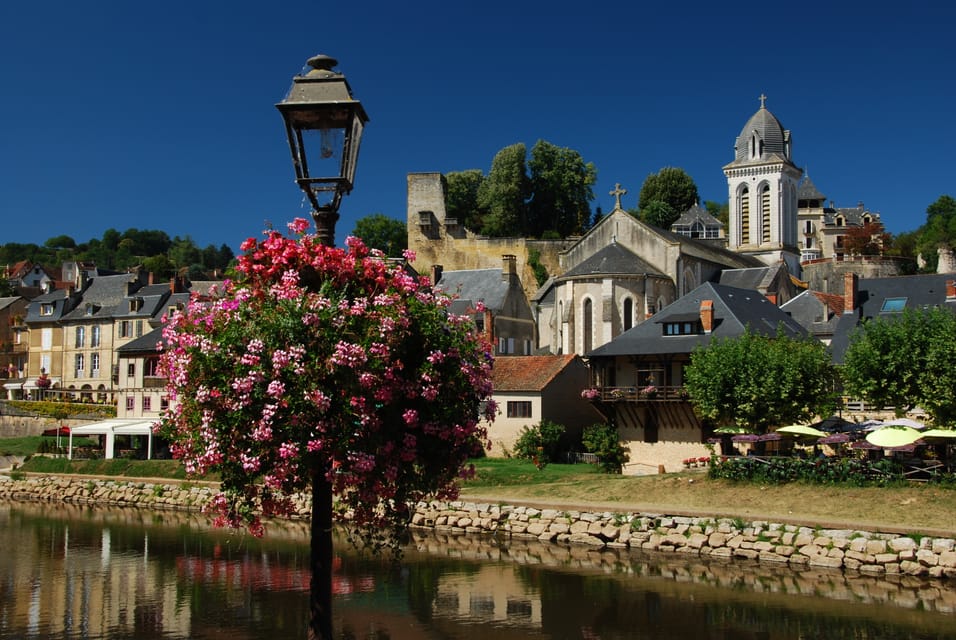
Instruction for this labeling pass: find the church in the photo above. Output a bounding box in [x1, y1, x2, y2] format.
[406, 97, 805, 357]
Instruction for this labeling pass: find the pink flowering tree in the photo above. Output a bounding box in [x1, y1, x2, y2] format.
[157, 218, 494, 639]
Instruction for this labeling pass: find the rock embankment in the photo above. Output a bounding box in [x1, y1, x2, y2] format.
[2, 475, 954, 580]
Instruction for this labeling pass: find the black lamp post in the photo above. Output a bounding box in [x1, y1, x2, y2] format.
[276, 55, 369, 640]
[276, 54, 368, 246]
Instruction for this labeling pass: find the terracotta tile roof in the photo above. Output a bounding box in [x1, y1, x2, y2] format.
[812, 291, 845, 316]
[492, 355, 578, 392]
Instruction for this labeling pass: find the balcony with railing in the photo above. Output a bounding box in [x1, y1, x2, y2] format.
[583, 385, 689, 403]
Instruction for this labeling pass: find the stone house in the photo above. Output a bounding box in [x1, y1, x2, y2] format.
[0, 296, 29, 381]
[485, 355, 602, 457]
[583, 281, 808, 474]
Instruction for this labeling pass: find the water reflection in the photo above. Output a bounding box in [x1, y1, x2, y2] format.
[1, 500, 955, 639]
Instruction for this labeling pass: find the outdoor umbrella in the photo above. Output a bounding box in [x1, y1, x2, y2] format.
[818, 433, 851, 445]
[776, 425, 828, 439]
[758, 433, 782, 442]
[714, 426, 752, 434]
[850, 440, 882, 451]
[920, 428, 956, 441]
[731, 434, 761, 443]
[879, 418, 928, 430]
[865, 425, 923, 448]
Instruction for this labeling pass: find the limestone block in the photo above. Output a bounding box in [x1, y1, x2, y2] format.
[889, 537, 918, 552]
[733, 548, 758, 560]
[939, 551, 956, 568]
[526, 522, 547, 536]
[916, 550, 939, 567]
[569, 520, 590, 535]
[549, 522, 570, 535]
[587, 522, 605, 536]
[865, 539, 888, 555]
[809, 555, 844, 569]
[932, 539, 955, 554]
[758, 552, 789, 564]
[774, 545, 795, 557]
[601, 525, 620, 540]
[686, 533, 709, 550]
[875, 553, 899, 564]
[708, 532, 728, 548]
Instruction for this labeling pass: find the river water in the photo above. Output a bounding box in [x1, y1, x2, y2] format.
[1, 500, 955, 639]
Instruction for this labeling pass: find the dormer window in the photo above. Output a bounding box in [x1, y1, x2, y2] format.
[129, 298, 143, 312]
[664, 321, 699, 336]
[85, 303, 95, 316]
[835, 216, 845, 227]
[39, 303, 53, 316]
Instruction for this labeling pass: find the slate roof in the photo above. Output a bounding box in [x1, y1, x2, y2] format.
[0, 297, 22, 312]
[824, 203, 881, 227]
[725, 100, 795, 168]
[829, 273, 956, 363]
[588, 282, 807, 358]
[780, 290, 842, 337]
[25, 288, 76, 322]
[718, 265, 783, 292]
[116, 326, 166, 354]
[561, 242, 665, 279]
[797, 175, 826, 202]
[671, 203, 722, 228]
[60, 273, 140, 321]
[492, 355, 578, 392]
[436, 269, 509, 312]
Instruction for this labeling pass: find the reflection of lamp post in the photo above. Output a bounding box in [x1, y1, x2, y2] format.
[276, 54, 369, 247]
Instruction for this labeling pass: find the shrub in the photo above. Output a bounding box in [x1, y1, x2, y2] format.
[513, 420, 566, 467]
[582, 423, 629, 474]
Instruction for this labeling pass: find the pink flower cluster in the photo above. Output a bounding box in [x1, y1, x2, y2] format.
[157, 220, 495, 544]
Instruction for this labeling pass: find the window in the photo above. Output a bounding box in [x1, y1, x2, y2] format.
[664, 322, 699, 336]
[881, 297, 907, 313]
[127, 363, 136, 377]
[583, 299, 593, 353]
[623, 298, 634, 332]
[75, 326, 85, 348]
[145, 357, 160, 377]
[91, 353, 100, 377]
[160, 396, 170, 411]
[40, 303, 54, 316]
[41, 328, 52, 349]
[126, 396, 135, 411]
[119, 321, 132, 338]
[760, 185, 771, 244]
[142, 396, 152, 412]
[739, 186, 750, 244]
[91, 326, 101, 347]
[75, 354, 85, 379]
[135, 320, 144, 338]
[506, 401, 532, 419]
[129, 298, 143, 312]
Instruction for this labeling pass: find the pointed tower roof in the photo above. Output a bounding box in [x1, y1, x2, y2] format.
[725, 95, 794, 168]
[797, 175, 826, 202]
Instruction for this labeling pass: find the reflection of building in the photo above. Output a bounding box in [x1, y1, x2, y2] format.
[431, 564, 542, 629]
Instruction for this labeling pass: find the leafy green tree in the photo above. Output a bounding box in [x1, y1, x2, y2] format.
[513, 420, 565, 466]
[705, 200, 729, 228]
[582, 423, 629, 473]
[638, 167, 699, 229]
[527, 140, 596, 237]
[842, 307, 956, 425]
[916, 195, 956, 272]
[477, 143, 530, 237]
[351, 213, 407, 258]
[641, 200, 677, 230]
[445, 169, 486, 233]
[44, 235, 76, 250]
[684, 329, 837, 433]
[142, 254, 176, 280]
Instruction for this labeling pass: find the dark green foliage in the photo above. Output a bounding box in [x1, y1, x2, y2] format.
[638, 167, 699, 228]
[527, 140, 596, 237]
[704, 200, 729, 228]
[513, 420, 566, 466]
[477, 143, 531, 237]
[351, 213, 408, 258]
[915, 195, 956, 272]
[842, 307, 956, 425]
[445, 169, 486, 233]
[707, 455, 951, 487]
[582, 423, 629, 474]
[526, 249, 549, 287]
[640, 200, 676, 229]
[684, 329, 838, 433]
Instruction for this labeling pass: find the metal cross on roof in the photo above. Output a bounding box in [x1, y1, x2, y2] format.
[609, 183, 627, 210]
[759, 93, 767, 108]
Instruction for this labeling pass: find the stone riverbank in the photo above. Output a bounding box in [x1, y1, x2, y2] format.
[1, 474, 954, 581]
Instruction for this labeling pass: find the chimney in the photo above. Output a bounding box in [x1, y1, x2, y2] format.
[148, 272, 155, 286]
[484, 308, 494, 346]
[946, 279, 956, 301]
[700, 300, 714, 333]
[844, 273, 858, 312]
[502, 254, 516, 281]
[430, 264, 443, 285]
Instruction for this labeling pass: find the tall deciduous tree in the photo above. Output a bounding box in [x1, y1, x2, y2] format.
[477, 143, 530, 237]
[842, 307, 956, 425]
[684, 329, 837, 433]
[445, 169, 486, 233]
[843, 220, 890, 256]
[158, 219, 495, 639]
[351, 213, 407, 258]
[916, 195, 956, 272]
[638, 167, 699, 229]
[527, 140, 597, 237]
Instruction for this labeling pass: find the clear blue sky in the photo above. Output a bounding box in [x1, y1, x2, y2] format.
[2, 1, 954, 252]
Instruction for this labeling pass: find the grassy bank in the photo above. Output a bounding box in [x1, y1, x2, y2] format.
[4, 444, 955, 534]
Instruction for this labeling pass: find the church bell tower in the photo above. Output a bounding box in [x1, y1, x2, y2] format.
[723, 95, 802, 273]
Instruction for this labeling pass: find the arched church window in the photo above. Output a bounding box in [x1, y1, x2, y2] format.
[760, 184, 771, 244]
[740, 186, 750, 244]
[691, 221, 704, 238]
[583, 298, 593, 354]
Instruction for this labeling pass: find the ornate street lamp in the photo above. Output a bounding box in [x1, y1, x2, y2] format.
[277, 54, 368, 246]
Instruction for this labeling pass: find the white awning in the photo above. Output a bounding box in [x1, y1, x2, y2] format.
[70, 419, 158, 459]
